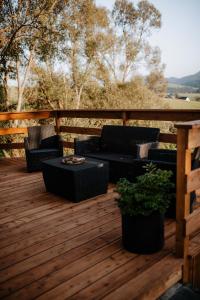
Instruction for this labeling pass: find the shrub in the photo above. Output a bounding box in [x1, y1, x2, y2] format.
[116, 163, 175, 216]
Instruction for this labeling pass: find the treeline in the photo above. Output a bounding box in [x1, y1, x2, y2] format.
[0, 0, 167, 112]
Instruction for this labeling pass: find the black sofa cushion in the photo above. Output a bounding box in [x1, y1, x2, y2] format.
[29, 148, 60, 155]
[40, 135, 60, 149]
[26, 148, 61, 172]
[100, 125, 160, 155]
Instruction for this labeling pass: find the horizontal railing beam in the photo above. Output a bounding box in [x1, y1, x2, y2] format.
[0, 143, 24, 149]
[0, 111, 56, 121]
[187, 169, 200, 193]
[185, 207, 200, 236]
[0, 128, 28, 135]
[60, 126, 101, 135]
[175, 120, 200, 129]
[159, 133, 177, 144]
[63, 141, 74, 149]
[1, 109, 199, 122]
[58, 109, 200, 121]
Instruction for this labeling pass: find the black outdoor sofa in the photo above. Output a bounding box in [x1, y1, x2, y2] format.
[74, 124, 160, 183]
[75, 123, 200, 218]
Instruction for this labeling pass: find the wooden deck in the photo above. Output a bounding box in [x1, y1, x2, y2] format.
[0, 158, 184, 300]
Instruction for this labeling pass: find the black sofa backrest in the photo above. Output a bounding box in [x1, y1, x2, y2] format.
[100, 125, 160, 155]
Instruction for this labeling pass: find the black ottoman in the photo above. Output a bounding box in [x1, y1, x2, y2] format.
[42, 156, 109, 202]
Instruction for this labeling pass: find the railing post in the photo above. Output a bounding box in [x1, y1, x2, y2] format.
[55, 111, 61, 134]
[175, 126, 191, 283]
[122, 111, 127, 126]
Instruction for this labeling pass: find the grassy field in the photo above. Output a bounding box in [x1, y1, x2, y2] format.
[177, 93, 200, 101]
[166, 99, 200, 109]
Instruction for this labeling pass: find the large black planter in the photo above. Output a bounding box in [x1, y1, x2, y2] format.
[121, 212, 164, 254]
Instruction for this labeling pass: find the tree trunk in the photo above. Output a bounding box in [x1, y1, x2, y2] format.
[75, 86, 83, 109]
[16, 48, 34, 112]
[2, 68, 9, 110]
[63, 75, 68, 109]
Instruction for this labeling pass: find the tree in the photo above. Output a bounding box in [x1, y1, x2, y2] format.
[0, 0, 65, 111]
[146, 46, 167, 96]
[99, 0, 161, 84]
[27, 63, 73, 110]
[59, 0, 109, 108]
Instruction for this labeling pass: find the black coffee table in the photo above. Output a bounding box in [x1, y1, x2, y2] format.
[42, 156, 109, 202]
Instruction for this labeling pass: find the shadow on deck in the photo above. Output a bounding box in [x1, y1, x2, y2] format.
[0, 158, 183, 300]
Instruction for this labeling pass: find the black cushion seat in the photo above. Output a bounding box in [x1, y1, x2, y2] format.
[26, 148, 62, 172]
[85, 152, 138, 182]
[42, 157, 109, 202]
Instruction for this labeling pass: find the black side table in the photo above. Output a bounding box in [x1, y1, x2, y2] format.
[42, 156, 109, 202]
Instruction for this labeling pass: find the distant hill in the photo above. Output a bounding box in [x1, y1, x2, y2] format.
[167, 83, 199, 94]
[167, 71, 200, 90]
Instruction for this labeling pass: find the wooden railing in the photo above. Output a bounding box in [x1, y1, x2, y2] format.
[1, 109, 200, 149]
[175, 120, 200, 288]
[1, 109, 200, 287]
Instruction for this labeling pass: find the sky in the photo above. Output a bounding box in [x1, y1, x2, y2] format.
[96, 0, 200, 78]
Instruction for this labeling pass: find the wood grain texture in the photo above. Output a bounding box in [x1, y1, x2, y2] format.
[0, 111, 55, 121]
[159, 133, 177, 144]
[58, 109, 200, 121]
[185, 207, 200, 236]
[1, 109, 200, 122]
[175, 120, 200, 129]
[0, 142, 24, 149]
[187, 168, 200, 193]
[0, 158, 183, 300]
[102, 255, 182, 300]
[176, 129, 191, 258]
[0, 128, 27, 135]
[188, 128, 200, 148]
[175, 128, 191, 283]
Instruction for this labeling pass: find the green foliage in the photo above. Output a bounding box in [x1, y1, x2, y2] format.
[0, 0, 166, 111]
[116, 163, 175, 216]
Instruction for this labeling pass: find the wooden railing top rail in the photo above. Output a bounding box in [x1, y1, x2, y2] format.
[1, 109, 200, 122]
[175, 120, 200, 149]
[175, 120, 200, 129]
[0, 109, 200, 149]
[0, 111, 55, 121]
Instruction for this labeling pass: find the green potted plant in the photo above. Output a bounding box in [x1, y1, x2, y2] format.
[116, 163, 174, 254]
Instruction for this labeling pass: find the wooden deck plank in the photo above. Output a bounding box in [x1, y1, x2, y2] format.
[48, 224, 176, 300]
[0, 229, 121, 298]
[2, 239, 122, 300]
[0, 158, 183, 300]
[0, 188, 114, 222]
[0, 208, 119, 269]
[0, 193, 117, 246]
[102, 255, 182, 300]
[0, 217, 121, 283]
[37, 249, 137, 300]
[0, 210, 118, 259]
